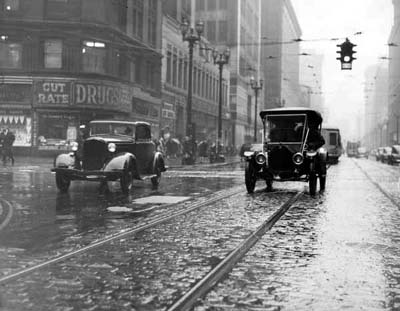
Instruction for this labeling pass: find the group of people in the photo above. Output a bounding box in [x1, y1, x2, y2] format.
[0, 128, 15, 166]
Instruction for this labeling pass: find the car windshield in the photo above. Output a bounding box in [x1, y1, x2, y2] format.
[90, 123, 135, 137]
[264, 114, 307, 143]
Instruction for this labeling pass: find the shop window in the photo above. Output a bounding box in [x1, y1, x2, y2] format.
[82, 41, 106, 74]
[4, 0, 19, 11]
[44, 39, 62, 69]
[0, 42, 22, 69]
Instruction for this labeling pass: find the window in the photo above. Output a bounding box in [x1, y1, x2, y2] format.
[0, 41, 22, 68]
[82, 41, 106, 74]
[207, 0, 216, 10]
[329, 133, 337, 145]
[207, 20, 216, 42]
[218, 20, 227, 42]
[132, 0, 144, 39]
[44, 39, 62, 69]
[4, 0, 19, 11]
[196, 0, 205, 10]
[219, 0, 227, 9]
[148, 0, 157, 46]
[129, 58, 136, 82]
[166, 49, 172, 84]
[172, 51, 177, 86]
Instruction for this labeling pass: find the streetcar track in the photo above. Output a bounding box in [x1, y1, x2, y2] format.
[167, 191, 304, 311]
[0, 185, 243, 285]
[353, 159, 400, 209]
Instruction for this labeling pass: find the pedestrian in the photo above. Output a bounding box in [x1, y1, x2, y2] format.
[0, 129, 5, 160]
[3, 128, 15, 166]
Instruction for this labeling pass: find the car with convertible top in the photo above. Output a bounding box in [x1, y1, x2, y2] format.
[243, 107, 327, 195]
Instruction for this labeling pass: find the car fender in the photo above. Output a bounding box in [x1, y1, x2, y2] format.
[104, 153, 136, 172]
[54, 153, 75, 168]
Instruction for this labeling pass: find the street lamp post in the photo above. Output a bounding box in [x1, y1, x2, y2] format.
[212, 48, 230, 158]
[250, 77, 263, 142]
[180, 19, 204, 164]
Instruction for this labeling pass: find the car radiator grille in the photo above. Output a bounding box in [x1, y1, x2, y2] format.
[268, 146, 295, 171]
[82, 140, 107, 170]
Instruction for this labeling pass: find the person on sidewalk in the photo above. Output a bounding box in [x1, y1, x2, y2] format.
[3, 128, 15, 166]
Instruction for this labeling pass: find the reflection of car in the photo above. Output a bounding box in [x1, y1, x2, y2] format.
[376, 147, 385, 162]
[388, 145, 400, 165]
[356, 147, 368, 158]
[321, 127, 342, 164]
[51, 120, 166, 193]
[244, 107, 327, 196]
[381, 146, 392, 164]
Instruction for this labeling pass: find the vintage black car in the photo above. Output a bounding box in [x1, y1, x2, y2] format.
[244, 107, 327, 195]
[51, 120, 166, 193]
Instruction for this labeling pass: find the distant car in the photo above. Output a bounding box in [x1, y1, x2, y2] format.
[321, 127, 343, 164]
[376, 147, 385, 162]
[388, 145, 400, 165]
[381, 146, 392, 164]
[356, 147, 368, 158]
[51, 120, 166, 193]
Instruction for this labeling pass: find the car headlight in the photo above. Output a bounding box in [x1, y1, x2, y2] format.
[255, 153, 267, 165]
[318, 147, 327, 154]
[292, 152, 304, 165]
[108, 143, 116, 153]
[70, 141, 79, 152]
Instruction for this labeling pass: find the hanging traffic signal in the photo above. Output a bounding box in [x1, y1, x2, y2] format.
[336, 38, 357, 70]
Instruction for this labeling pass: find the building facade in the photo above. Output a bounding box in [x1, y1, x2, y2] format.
[197, 0, 262, 146]
[261, 0, 302, 109]
[0, 0, 162, 154]
[162, 0, 230, 143]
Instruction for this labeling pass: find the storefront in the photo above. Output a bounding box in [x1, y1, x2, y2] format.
[33, 79, 133, 154]
[0, 82, 33, 153]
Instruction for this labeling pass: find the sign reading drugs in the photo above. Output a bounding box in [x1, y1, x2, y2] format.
[37, 81, 71, 105]
[74, 82, 132, 112]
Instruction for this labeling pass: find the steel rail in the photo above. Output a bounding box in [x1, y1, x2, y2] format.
[0, 186, 243, 285]
[353, 160, 400, 209]
[167, 190, 304, 311]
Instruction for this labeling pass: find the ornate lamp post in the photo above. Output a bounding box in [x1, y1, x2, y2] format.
[212, 48, 230, 159]
[250, 77, 263, 142]
[180, 19, 204, 164]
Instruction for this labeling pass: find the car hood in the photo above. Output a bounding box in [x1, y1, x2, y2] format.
[86, 136, 134, 144]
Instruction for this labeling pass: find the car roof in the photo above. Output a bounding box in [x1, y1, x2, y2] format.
[259, 107, 323, 124]
[89, 120, 150, 127]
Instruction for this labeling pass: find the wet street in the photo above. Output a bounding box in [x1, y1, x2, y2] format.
[0, 157, 400, 310]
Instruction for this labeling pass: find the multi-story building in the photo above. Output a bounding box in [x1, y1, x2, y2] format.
[388, 0, 400, 146]
[0, 0, 162, 154]
[197, 0, 262, 146]
[261, 0, 302, 109]
[364, 64, 388, 149]
[162, 0, 230, 143]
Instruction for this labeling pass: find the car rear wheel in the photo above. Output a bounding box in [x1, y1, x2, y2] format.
[245, 161, 256, 193]
[309, 172, 317, 196]
[55, 172, 70, 192]
[120, 162, 133, 194]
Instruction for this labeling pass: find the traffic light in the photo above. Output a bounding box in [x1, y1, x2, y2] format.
[336, 38, 357, 70]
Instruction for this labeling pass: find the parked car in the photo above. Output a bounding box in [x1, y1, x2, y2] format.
[244, 107, 327, 195]
[376, 147, 385, 162]
[388, 145, 400, 165]
[356, 146, 368, 158]
[381, 146, 392, 164]
[51, 120, 166, 193]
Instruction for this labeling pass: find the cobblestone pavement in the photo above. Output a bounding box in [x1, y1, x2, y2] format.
[195, 157, 400, 310]
[0, 183, 303, 310]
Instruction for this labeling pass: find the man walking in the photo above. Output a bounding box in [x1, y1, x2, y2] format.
[3, 128, 15, 166]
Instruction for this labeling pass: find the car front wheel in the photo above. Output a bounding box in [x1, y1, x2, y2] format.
[55, 172, 70, 192]
[245, 161, 256, 193]
[309, 172, 317, 196]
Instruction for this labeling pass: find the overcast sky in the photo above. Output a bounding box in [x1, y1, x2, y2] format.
[291, 0, 393, 140]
